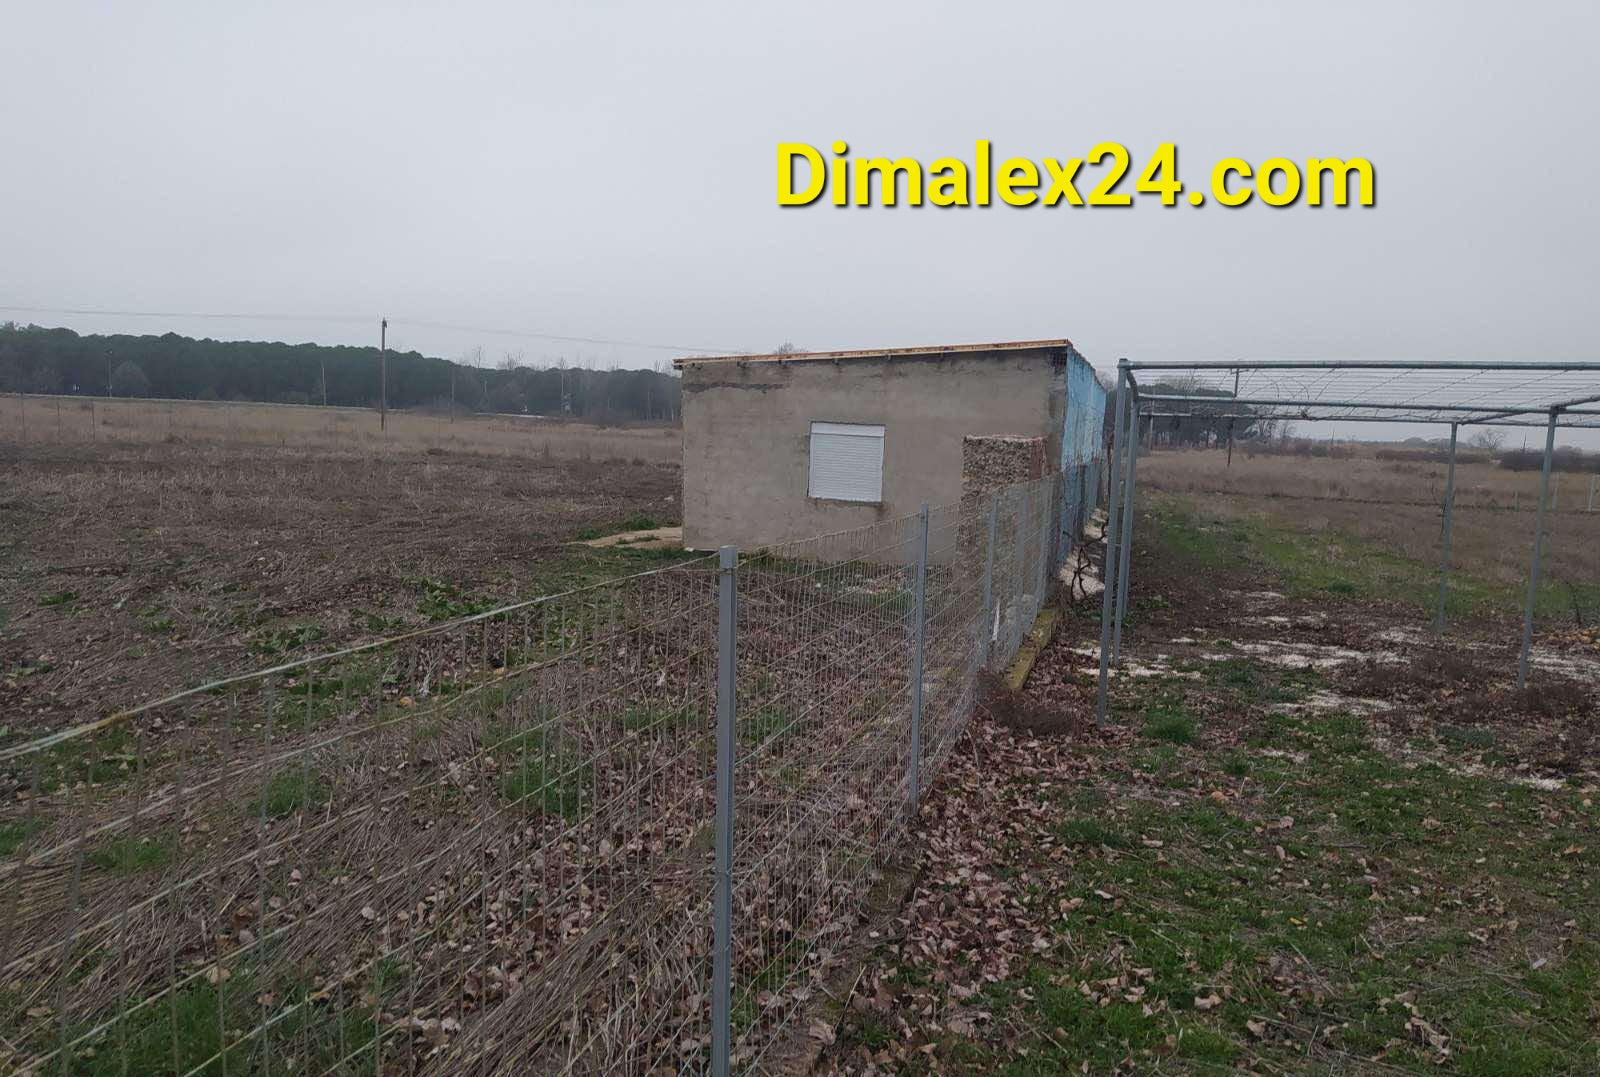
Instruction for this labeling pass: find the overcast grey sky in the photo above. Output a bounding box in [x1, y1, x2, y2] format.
[2, 1, 1596, 441]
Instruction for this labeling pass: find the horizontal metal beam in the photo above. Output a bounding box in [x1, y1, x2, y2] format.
[1552, 391, 1600, 410]
[1128, 360, 1600, 372]
[1139, 409, 1600, 429]
[1139, 393, 1600, 416]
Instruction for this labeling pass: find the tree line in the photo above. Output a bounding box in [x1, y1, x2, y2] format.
[0, 323, 682, 423]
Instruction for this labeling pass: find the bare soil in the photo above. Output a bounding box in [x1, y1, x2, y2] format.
[0, 439, 681, 733]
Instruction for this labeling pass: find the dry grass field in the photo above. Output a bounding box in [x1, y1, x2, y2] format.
[1140, 446, 1600, 629]
[0, 398, 686, 734]
[1, 392, 682, 464]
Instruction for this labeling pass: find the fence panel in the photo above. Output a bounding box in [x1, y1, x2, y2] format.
[0, 558, 727, 1076]
[1, 473, 1069, 1076]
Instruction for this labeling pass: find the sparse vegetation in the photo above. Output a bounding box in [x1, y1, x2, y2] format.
[0, 427, 681, 735]
[260, 771, 328, 819]
[87, 833, 174, 873]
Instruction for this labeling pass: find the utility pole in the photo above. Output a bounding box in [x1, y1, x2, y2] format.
[450, 366, 456, 423]
[379, 317, 388, 432]
[320, 359, 328, 407]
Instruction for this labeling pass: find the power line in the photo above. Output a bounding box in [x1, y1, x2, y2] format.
[387, 317, 739, 355]
[0, 303, 743, 356]
[0, 304, 373, 326]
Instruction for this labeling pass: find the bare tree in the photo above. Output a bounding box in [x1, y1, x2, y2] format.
[1467, 428, 1506, 453]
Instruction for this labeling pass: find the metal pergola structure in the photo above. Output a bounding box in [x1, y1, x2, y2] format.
[1095, 358, 1600, 725]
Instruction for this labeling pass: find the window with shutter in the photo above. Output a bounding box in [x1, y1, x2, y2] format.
[808, 422, 885, 502]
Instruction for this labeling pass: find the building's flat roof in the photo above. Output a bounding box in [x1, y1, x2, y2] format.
[672, 338, 1077, 368]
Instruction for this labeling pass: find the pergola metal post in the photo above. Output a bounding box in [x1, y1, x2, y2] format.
[1095, 363, 1131, 727]
[1113, 401, 1141, 663]
[1517, 409, 1560, 689]
[1435, 422, 1458, 635]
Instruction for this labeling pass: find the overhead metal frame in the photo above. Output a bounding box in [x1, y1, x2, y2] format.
[1096, 358, 1600, 725]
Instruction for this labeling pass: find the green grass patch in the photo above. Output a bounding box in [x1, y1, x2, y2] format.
[0, 818, 42, 857]
[60, 958, 408, 1077]
[1054, 816, 1130, 849]
[408, 576, 498, 622]
[618, 702, 702, 735]
[1149, 493, 1589, 620]
[1141, 693, 1196, 744]
[492, 727, 588, 818]
[38, 724, 140, 792]
[573, 514, 663, 542]
[740, 703, 800, 748]
[251, 622, 328, 657]
[39, 590, 78, 608]
[259, 771, 328, 820]
[88, 834, 175, 874]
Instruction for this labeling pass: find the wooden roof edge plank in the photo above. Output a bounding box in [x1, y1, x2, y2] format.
[672, 338, 1080, 369]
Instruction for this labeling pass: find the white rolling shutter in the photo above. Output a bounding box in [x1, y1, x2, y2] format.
[808, 422, 885, 502]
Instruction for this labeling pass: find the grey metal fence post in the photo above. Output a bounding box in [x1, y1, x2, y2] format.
[1517, 411, 1559, 689]
[712, 545, 737, 1077]
[909, 505, 929, 813]
[1113, 402, 1140, 664]
[981, 493, 999, 663]
[1011, 487, 1027, 653]
[1435, 423, 1459, 635]
[1037, 477, 1054, 598]
[1096, 365, 1131, 727]
[1589, 474, 1598, 512]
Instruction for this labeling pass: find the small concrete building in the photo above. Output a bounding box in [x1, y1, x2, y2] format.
[673, 339, 1102, 551]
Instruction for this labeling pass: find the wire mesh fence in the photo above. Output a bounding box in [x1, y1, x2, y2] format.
[0, 472, 1075, 1076]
